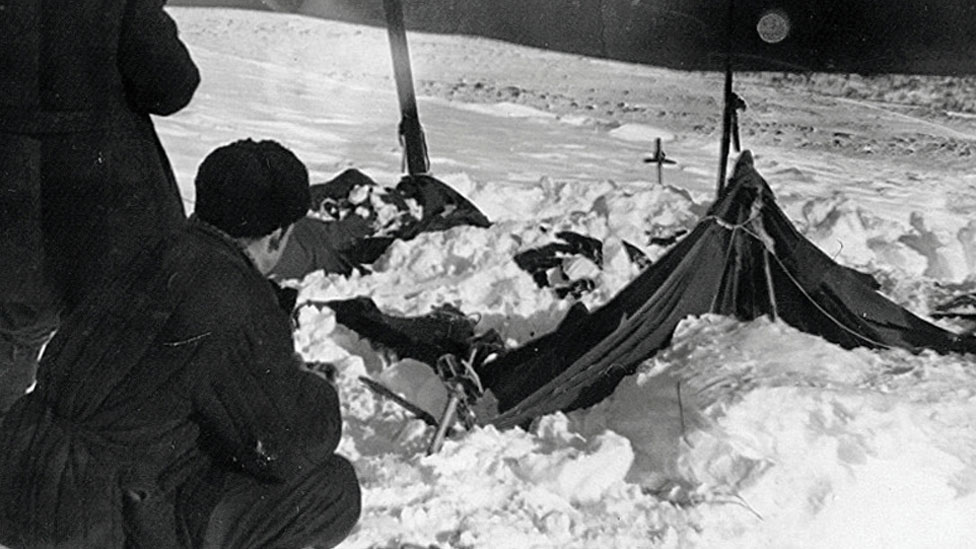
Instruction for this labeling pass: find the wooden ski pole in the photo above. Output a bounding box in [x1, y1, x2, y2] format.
[383, 0, 430, 176]
[360, 376, 439, 427]
[427, 390, 461, 455]
[426, 350, 484, 455]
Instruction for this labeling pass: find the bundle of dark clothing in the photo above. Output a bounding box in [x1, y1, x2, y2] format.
[513, 230, 665, 299]
[272, 169, 491, 280]
[513, 230, 604, 299]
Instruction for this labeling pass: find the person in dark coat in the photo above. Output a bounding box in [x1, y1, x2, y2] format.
[0, 139, 361, 548]
[0, 0, 200, 414]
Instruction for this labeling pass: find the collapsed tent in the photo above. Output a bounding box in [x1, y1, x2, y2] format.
[480, 150, 976, 429]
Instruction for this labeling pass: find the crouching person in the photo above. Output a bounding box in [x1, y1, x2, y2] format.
[0, 139, 361, 549]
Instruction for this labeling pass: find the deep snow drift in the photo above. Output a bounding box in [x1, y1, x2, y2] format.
[104, 7, 976, 548]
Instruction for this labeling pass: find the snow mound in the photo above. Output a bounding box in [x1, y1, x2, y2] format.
[335, 414, 678, 549]
[451, 101, 557, 120]
[608, 123, 676, 143]
[576, 315, 976, 548]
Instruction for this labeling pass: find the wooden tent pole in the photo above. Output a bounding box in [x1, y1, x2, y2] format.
[716, 0, 735, 196]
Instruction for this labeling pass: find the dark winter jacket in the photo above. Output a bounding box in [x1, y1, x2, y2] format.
[0, 0, 199, 308]
[0, 220, 343, 548]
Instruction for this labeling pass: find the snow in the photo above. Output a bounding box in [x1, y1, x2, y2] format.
[607, 124, 676, 143]
[126, 7, 976, 548]
[608, 316, 976, 548]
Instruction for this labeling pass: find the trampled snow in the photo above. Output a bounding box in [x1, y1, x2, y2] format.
[142, 7, 976, 548]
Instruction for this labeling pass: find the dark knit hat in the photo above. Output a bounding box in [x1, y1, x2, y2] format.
[194, 139, 311, 238]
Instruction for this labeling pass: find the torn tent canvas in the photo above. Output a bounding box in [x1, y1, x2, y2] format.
[482, 151, 976, 430]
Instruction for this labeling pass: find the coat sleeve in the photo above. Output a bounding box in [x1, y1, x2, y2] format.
[193, 338, 343, 482]
[180, 273, 343, 482]
[118, 0, 200, 115]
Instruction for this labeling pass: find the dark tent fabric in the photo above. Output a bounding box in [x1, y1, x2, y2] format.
[273, 169, 490, 280]
[514, 231, 603, 284]
[395, 174, 491, 238]
[512, 230, 605, 299]
[482, 151, 976, 430]
[931, 289, 976, 320]
[319, 298, 487, 367]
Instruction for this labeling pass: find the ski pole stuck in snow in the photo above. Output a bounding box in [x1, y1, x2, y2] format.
[383, 0, 430, 176]
[427, 351, 485, 454]
[360, 376, 439, 427]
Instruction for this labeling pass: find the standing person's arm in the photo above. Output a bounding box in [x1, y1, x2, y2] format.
[118, 0, 200, 115]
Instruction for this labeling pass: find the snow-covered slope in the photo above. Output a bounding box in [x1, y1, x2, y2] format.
[151, 7, 976, 548]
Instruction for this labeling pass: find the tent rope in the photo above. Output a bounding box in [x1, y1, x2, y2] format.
[703, 210, 894, 350]
[761, 247, 893, 349]
[763, 248, 778, 320]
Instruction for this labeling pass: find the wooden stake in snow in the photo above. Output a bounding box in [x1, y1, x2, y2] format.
[643, 137, 676, 185]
